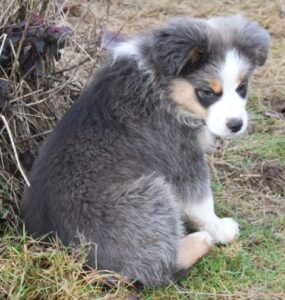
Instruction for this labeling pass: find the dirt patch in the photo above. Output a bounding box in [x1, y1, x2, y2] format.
[260, 161, 285, 193]
[216, 158, 285, 196]
[244, 160, 285, 198]
[270, 98, 285, 115]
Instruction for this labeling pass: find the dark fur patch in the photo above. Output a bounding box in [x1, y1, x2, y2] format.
[145, 19, 210, 77]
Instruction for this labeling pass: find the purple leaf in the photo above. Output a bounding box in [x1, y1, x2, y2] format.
[0, 13, 72, 77]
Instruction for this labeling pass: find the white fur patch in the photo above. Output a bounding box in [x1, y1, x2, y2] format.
[113, 39, 140, 59]
[206, 50, 250, 138]
[184, 193, 239, 244]
[112, 39, 151, 73]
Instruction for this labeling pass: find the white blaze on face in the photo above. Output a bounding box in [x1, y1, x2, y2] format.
[206, 50, 250, 138]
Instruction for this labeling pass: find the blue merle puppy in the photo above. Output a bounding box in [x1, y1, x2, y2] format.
[21, 14, 270, 287]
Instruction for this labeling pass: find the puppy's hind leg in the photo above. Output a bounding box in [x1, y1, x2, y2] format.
[90, 174, 186, 288]
[176, 231, 213, 271]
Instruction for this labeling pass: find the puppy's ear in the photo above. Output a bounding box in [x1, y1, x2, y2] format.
[151, 19, 209, 77]
[239, 19, 270, 66]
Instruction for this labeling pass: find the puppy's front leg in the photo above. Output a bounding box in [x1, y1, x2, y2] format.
[184, 192, 239, 244]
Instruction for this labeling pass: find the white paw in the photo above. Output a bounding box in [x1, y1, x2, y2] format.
[204, 218, 239, 244]
[191, 231, 214, 246]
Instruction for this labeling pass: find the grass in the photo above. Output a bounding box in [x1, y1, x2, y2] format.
[0, 231, 131, 299]
[1, 0, 285, 299]
[243, 133, 285, 162]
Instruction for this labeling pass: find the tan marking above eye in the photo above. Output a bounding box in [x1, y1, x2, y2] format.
[209, 80, 222, 94]
[170, 79, 208, 119]
[188, 47, 200, 64]
[236, 73, 245, 86]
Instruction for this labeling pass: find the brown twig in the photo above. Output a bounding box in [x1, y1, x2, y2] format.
[1, 114, 30, 186]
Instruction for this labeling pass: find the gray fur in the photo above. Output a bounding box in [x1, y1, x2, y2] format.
[21, 15, 269, 287]
[206, 14, 270, 66]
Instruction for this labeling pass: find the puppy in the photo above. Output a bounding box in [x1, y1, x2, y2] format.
[21, 14, 270, 287]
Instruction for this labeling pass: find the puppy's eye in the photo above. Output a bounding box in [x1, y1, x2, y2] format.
[236, 82, 248, 98]
[203, 90, 215, 97]
[195, 89, 220, 102]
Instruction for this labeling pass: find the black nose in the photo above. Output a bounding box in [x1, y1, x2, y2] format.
[226, 118, 243, 133]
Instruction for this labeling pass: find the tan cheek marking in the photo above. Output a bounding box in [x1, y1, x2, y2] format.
[170, 79, 208, 119]
[176, 234, 212, 269]
[209, 80, 222, 94]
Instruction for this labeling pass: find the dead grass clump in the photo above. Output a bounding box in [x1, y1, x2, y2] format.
[0, 0, 105, 228]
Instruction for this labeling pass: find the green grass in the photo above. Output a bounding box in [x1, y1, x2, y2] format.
[227, 102, 285, 164]
[0, 229, 132, 299]
[235, 105, 285, 163]
[2, 219, 284, 300]
[241, 133, 285, 163]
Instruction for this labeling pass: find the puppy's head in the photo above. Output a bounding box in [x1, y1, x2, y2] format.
[153, 14, 270, 138]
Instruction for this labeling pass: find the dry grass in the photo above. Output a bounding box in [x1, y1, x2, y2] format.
[0, 0, 105, 225]
[0, 234, 132, 299]
[1, 0, 285, 299]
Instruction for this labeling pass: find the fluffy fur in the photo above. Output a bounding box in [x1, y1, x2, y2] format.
[21, 14, 270, 287]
